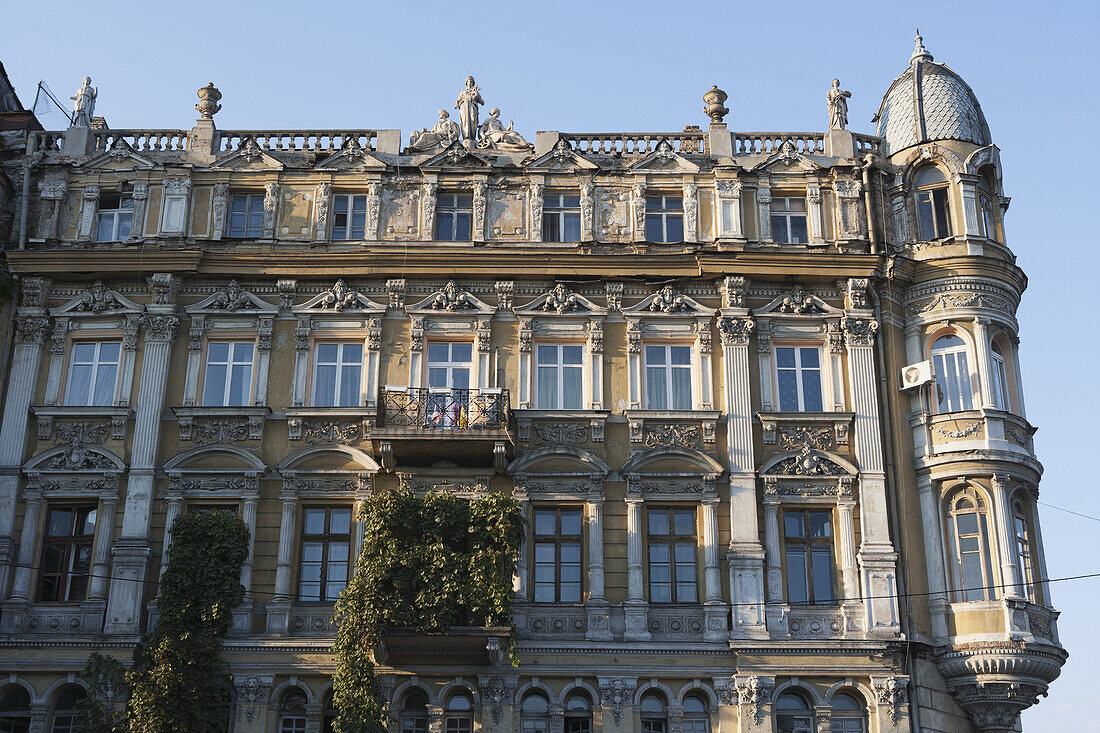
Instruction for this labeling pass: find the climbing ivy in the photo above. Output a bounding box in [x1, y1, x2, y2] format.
[126, 510, 249, 733]
[75, 652, 126, 733]
[332, 489, 524, 733]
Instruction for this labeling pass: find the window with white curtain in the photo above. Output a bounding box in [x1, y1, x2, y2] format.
[202, 341, 254, 406]
[931, 334, 974, 413]
[331, 194, 368, 240]
[1013, 499, 1034, 600]
[65, 341, 121, 406]
[946, 488, 997, 602]
[991, 339, 1012, 411]
[775, 346, 823, 412]
[644, 345, 692, 410]
[536, 344, 583, 409]
[312, 342, 363, 407]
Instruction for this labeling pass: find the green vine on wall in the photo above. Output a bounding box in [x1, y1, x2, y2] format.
[126, 511, 249, 733]
[332, 489, 524, 733]
[75, 652, 126, 733]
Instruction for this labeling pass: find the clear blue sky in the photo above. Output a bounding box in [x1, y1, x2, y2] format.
[4, 0, 1098, 727]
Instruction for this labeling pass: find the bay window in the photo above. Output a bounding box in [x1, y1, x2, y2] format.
[931, 334, 974, 413]
[946, 489, 996, 602]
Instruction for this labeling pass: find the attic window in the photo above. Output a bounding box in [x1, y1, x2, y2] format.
[771, 197, 808, 244]
[95, 193, 133, 242]
[914, 166, 951, 241]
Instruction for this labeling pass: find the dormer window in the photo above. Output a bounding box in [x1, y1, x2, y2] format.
[436, 193, 473, 241]
[542, 193, 581, 242]
[228, 193, 264, 238]
[977, 172, 1000, 242]
[771, 196, 808, 244]
[914, 166, 952, 241]
[331, 194, 367, 240]
[95, 193, 133, 242]
[645, 196, 683, 243]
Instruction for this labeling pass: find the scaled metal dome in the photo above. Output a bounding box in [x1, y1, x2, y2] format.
[874, 33, 992, 157]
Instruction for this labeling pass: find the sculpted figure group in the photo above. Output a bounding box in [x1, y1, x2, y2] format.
[408, 76, 532, 154]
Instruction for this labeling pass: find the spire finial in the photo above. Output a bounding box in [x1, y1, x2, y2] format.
[910, 28, 933, 64]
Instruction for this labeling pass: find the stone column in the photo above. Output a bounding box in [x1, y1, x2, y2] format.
[211, 183, 229, 240]
[232, 490, 259, 633]
[755, 177, 771, 243]
[0, 313, 49, 600]
[267, 488, 298, 634]
[807, 181, 825, 245]
[29, 702, 48, 733]
[585, 496, 612, 640]
[77, 185, 99, 241]
[990, 474, 1022, 597]
[842, 314, 901, 637]
[718, 311, 767, 638]
[87, 487, 119, 602]
[105, 288, 178, 635]
[700, 496, 726, 640]
[157, 491, 184, 580]
[1009, 336, 1027, 419]
[973, 318, 995, 409]
[762, 499, 782, 602]
[623, 496, 650, 641]
[682, 182, 698, 243]
[6, 490, 42, 603]
[262, 182, 279, 238]
[128, 183, 149, 241]
[836, 497, 860, 601]
[917, 475, 949, 638]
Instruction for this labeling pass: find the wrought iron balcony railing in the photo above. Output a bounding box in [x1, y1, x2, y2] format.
[379, 387, 509, 431]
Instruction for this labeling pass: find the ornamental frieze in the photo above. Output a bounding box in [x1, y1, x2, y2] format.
[642, 424, 700, 449]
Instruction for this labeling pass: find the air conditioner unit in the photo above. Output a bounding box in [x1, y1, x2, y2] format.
[899, 360, 934, 390]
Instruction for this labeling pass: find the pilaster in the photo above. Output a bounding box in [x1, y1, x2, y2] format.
[585, 498, 612, 640]
[623, 496, 650, 641]
[267, 488, 298, 634]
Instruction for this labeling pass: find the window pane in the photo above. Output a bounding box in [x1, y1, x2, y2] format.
[777, 370, 799, 411]
[664, 215, 683, 242]
[542, 213, 560, 242]
[646, 367, 667, 410]
[229, 364, 251, 406]
[790, 215, 808, 243]
[801, 369, 823, 411]
[537, 367, 557, 409]
[92, 364, 117, 405]
[670, 367, 692, 410]
[563, 214, 581, 242]
[437, 212, 454, 240]
[933, 188, 951, 237]
[534, 511, 555, 536]
[787, 547, 809, 604]
[771, 215, 788, 242]
[784, 513, 805, 538]
[812, 547, 834, 602]
[203, 364, 228, 406]
[536, 345, 558, 365]
[67, 365, 92, 406]
[646, 214, 664, 242]
[303, 509, 326, 534]
[560, 510, 582, 536]
[314, 365, 337, 406]
[809, 512, 831, 538]
[331, 508, 351, 535]
[648, 511, 669, 535]
[563, 367, 583, 409]
[917, 192, 935, 240]
[455, 213, 471, 241]
[674, 510, 694, 535]
[339, 365, 361, 406]
[451, 343, 472, 362]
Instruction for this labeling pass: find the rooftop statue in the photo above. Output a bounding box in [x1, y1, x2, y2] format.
[408, 109, 461, 152]
[71, 76, 97, 128]
[477, 108, 533, 152]
[826, 78, 851, 131]
[455, 75, 484, 144]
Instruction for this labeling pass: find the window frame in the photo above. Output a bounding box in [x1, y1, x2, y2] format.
[930, 332, 976, 414]
[645, 195, 684, 243]
[532, 506, 584, 604]
[773, 344, 824, 412]
[681, 694, 710, 733]
[520, 691, 551, 733]
[310, 341, 365, 407]
[94, 192, 134, 242]
[200, 340, 256, 407]
[49, 686, 85, 733]
[63, 340, 122, 407]
[436, 192, 473, 242]
[426, 341, 474, 390]
[643, 343, 693, 411]
[945, 488, 998, 602]
[639, 693, 668, 733]
[297, 505, 353, 603]
[331, 193, 368, 241]
[443, 693, 474, 733]
[37, 505, 97, 604]
[1012, 498, 1035, 600]
[278, 689, 309, 733]
[990, 338, 1012, 412]
[782, 507, 837, 606]
[400, 690, 430, 733]
[775, 691, 815, 733]
[914, 167, 952, 241]
[227, 193, 265, 239]
[542, 193, 582, 243]
[770, 195, 809, 244]
[563, 692, 593, 733]
[534, 342, 585, 410]
[646, 506, 698, 604]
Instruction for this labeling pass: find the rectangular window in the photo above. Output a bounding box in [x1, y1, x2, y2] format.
[1014, 513, 1033, 600]
[647, 507, 697, 603]
[312, 343, 363, 407]
[228, 193, 265, 238]
[427, 342, 472, 389]
[533, 507, 583, 603]
[644, 345, 692, 410]
[916, 188, 951, 240]
[535, 344, 583, 410]
[332, 194, 368, 240]
[991, 349, 1011, 411]
[38, 506, 96, 602]
[298, 506, 352, 602]
[770, 196, 809, 244]
[65, 341, 121, 407]
[645, 195, 684, 243]
[775, 346, 823, 412]
[542, 193, 581, 242]
[436, 193, 473, 241]
[784, 509, 835, 605]
[202, 341, 255, 407]
[95, 193, 133, 242]
[979, 193, 998, 241]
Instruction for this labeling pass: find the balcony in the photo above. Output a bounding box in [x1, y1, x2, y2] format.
[911, 408, 1037, 462]
[376, 387, 510, 468]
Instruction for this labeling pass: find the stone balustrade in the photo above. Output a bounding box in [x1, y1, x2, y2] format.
[92, 129, 190, 152]
[732, 131, 826, 154]
[559, 131, 707, 155]
[216, 129, 378, 153]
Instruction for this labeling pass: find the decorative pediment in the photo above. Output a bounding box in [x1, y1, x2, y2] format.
[624, 286, 714, 317]
[525, 139, 599, 172]
[275, 446, 380, 494]
[79, 140, 156, 171]
[407, 281, 495, 314]
[629, 140, 700, 173]
[508, 446, 611, 479]
[294, 280, 385, 313]
[24, 442, 126, 474]
[315, 138, 388, 170]
[760, 446, 857, 478]
[753, 286, 842, 317]
[186, 280, 278, 315]
[516, 284, 606, 316]
[419, 142, 493, 170]
[212, 137, 285, 170]
[620, 445, 723, 480]
[750, 139, 823, 172]
[51, 280, 143, 316]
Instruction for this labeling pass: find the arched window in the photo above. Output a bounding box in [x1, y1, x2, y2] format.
[322, 690, 337, 733]
[444, 692, 473, 733]
[775, 691, 814, 733]
[977, 171, 1000, 242]
[990, 338, 1012, 412]
[946, 489, 997, 602]
[931, 334, 974, 413]
[0, 685, 31, 733]
[914, 166, 952, 241]
[1013, 499, 1035, 600]
[563, 691, 592, 733]
[639, 692, 668, 733]
[49, 686, 85, 733]
[278, 689, 308, 733]
[400, 689, 429, 733]
[830, 692, 867, 733]
[520, 692, 550, 733]
[682, 694, 710, 733]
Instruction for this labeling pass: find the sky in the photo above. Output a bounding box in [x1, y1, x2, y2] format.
[4, 0, 1099, 727]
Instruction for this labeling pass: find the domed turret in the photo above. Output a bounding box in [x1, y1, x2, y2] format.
[874, 32, 992, 157]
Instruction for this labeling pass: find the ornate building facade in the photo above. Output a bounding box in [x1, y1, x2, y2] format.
[0, 35, 1065, 733]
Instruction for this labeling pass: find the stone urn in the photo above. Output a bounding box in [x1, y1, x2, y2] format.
[195, 82, 222, 120]
[703, 85, 729, 123]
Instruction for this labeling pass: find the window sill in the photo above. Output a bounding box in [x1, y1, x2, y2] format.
[171, 405, 270, 443]
[624, 409, 721, 446]
[32, 405, 133, 442]
[284, 406, 375, 442]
